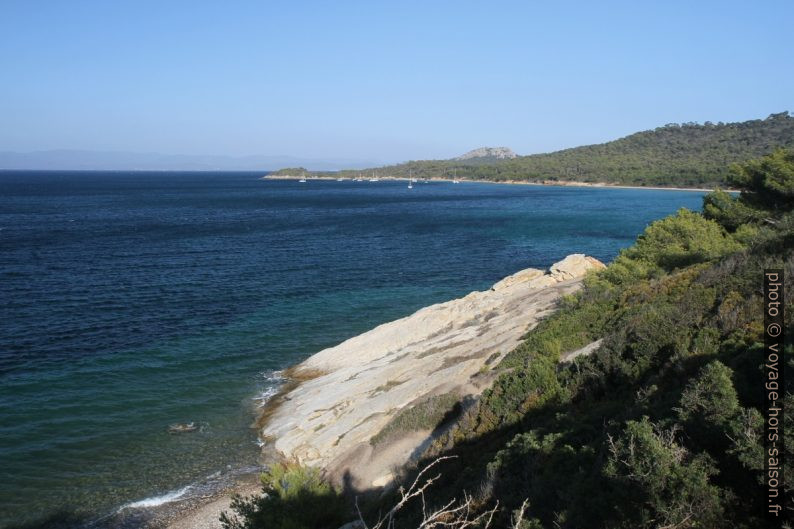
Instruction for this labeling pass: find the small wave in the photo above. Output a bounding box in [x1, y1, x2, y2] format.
[253, 385, 280, 406]
[252, 370, 286, 407]
[263, 369, 285, 383]
[120, 485, 192, 509]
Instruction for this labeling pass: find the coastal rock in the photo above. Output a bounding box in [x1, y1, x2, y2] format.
[549, 254, 606, 281]
[259, 255, 605, 489]
[561, 339, 603, 362]
[490, 268, 544, 291]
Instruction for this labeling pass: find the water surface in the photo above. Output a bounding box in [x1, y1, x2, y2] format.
[0, 172, 705, 527]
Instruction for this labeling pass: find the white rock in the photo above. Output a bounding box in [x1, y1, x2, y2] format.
[260, 255, 605, 489]
[491, 268, 544, 291]
[562, 339, 603, 362]
[549, 254, 606, 281]
[454, 147, 518, 160]
[371, 473, 394, 488]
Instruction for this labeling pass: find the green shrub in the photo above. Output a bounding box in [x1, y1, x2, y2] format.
[677, 361, 739, 426]
[702, 189, 762, 231]
[476, 355, 561, 432]
[602, 209, 742, 285]
[604, 418, 725, 528]
[220, 463, 346, 529]
[500, 292, 613, 369]
[729, 147, 794, 210]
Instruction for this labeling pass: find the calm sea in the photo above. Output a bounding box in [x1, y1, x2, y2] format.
[0, 172, 705, 527]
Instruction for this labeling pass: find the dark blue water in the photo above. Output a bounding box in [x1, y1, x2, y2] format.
[0, 172, 705, 527]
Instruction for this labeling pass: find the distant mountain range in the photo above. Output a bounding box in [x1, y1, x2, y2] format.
[274, 112, 794, 188]
[0, 150, 378, 171]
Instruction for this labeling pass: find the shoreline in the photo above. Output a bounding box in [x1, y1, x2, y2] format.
[103, 467, 262, 529]
[257, 255, 605, 490]
[263, 174, 734, 193]
[161, 255, 606, 528]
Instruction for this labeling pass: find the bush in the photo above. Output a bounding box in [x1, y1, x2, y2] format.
[702, 189, 762, 231]
[604, 418, 724, 528]
[729, 147, 794, 210]
[476, 355, 561, 432]
[677, 361, 739, 426]
[220, 463, 347, 529]
[602, 209, 742, 285]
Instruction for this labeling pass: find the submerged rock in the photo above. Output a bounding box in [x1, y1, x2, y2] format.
[168, 422, 198, 434]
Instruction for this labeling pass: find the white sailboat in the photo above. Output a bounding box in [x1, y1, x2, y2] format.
[452, 168, 460, 184]
[368, 171, 379, 182]
[299, 172, 307, 183]
[408, 170, 413, 189]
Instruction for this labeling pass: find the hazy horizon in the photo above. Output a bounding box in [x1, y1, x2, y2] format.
[1, 110, 791, 171]
[1, 1, 792, 166]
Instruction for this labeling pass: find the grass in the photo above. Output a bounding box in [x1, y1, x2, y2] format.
[370, 392, 461, 447]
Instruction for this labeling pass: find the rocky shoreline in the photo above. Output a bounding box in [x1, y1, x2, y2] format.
[158, 254, 604, 528]
[257, 254, 605, 490]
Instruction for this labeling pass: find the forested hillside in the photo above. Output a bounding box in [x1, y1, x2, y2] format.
[273, 112, 794, 187]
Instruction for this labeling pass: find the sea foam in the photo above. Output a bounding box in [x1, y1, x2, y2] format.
[121, 485, 192, 509]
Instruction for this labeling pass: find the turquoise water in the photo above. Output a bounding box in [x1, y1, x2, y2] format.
[0, 173, 705, 527]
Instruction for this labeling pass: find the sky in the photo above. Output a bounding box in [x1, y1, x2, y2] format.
[0, 0, 792, 165]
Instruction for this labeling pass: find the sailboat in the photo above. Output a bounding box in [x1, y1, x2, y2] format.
[368, 171, 379, 182]
[452, 168, 460, 184]
[408, 170, 413, 189]
[299, 172, 307, 183]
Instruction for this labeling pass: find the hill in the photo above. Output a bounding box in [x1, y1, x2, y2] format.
[454, 146, 518, 162]
[272, 112, 794, 187]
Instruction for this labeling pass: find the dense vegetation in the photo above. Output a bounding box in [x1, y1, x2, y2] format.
[272, 112, 794, 187]
[229, 149, 793, 528]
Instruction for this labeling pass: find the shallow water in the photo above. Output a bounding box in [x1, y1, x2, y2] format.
[0, 172, 705, 527]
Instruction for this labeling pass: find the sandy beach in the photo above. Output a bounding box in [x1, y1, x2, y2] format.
[264, 174, 732, 193]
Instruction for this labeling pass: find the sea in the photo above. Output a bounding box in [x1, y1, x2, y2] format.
[0, 172, 705, 528]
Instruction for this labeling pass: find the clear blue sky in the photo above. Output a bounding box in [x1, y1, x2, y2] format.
[1, 0, 792, 164]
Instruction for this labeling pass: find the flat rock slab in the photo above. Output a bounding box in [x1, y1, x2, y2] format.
[259, 254, 605, 488]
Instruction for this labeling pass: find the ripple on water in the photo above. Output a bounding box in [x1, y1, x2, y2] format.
[0, 173, 705, 526]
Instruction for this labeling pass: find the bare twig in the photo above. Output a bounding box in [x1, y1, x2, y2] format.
[356, 456, 503, 529]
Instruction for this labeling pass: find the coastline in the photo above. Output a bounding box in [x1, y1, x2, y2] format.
[263, 174, 733, 193]
[256, 255, 604, 490]
[159, 255, 605, 528]
[102, 469, 261, 529]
